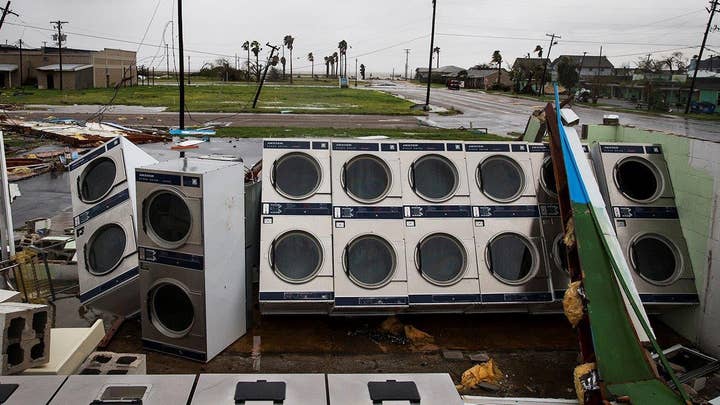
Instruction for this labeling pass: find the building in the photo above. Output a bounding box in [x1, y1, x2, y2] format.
[0, 45, 137, 89]
[689, 56, 720, 74]
[551, 55, 615, 78]
[415, 65, 466, 83]
[463, 68, 512, 90]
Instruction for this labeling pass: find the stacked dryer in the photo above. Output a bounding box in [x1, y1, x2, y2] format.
[259, 140, 334, 314]
[465, 142, 553, 306]
[70, 137, 157, 316]
[136, 157, 246, 362]
[398, 141, 479, 311]
[591, 143, 698, 305]
[331, 140, 408, 313]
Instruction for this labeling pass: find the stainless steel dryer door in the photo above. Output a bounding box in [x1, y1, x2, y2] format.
[70, 139, 127, 214]
[140, 188, 203, 255]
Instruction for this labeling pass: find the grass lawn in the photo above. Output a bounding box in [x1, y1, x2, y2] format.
[0, 85, 420, 115]
[214, 126, 506, 141]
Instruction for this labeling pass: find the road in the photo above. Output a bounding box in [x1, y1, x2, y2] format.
[372, 81, 720, 142]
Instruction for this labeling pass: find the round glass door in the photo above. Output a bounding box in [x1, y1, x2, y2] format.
[345, 235, 396, 288]
[149, 282, 195, 338]
[272, 231, 323, 283]
[630, 234, 679, 285]
[553, 234, 568, 273]
[145, 191, 192, 247]
[486, 233, 537, 285]
[79, 157, 117, 203]
[343, 155, 391, 203]
[540, 157, 558, 198]
[614, 158, 662, 203]
[273, 152, 322, 200]
[478, 156, 525, 202]
[417, 233, 466, 285]
[87, 224, 127, 276]
[412, 155, 459, 202]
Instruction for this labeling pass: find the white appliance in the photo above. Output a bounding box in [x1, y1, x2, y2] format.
[327, 373, 463, 405]
[49, 375, 196, 404]
[397, 140, 469, 206]
[331, 140, 407, 313]
[592, 142, 697, 305]
[259, 139, 333, 314]
[70, 137, 157, 316]
[136, 158, 246, 362]
[191, 374, 327, 404]
[0, 375, 66, 404]
[465, 142, 552, 305]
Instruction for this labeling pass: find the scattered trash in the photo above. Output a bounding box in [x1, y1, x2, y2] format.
[404, 325, 438, 352]
[573, 363, 599, 405]
[171, 139, 206, 150]
[350, 316, 438, 352]
[563, 281, 585, 328]
[456, 359, 503, 392]
[442, 350, 464, 360]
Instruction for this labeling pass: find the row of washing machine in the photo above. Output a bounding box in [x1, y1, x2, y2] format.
[259, 138, 698, 315]
[0, 373, 462, 404]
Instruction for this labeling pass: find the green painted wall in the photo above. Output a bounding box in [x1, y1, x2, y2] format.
[699, 89, 718, 106]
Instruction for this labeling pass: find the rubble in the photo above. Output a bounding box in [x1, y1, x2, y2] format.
[456, 359, 503, 392]
[0, 302, 52, 375]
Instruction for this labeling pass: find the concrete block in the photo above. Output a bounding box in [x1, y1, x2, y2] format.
[1, 338, 49, 375]
[469, 352, 490, 363]
[77, 352, 146, 375]
[24, 319, 104, 375]
[0, 303, 52, 342]
[442, 350, 464, 360]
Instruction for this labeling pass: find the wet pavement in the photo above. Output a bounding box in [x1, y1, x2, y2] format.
[372, 81, 720, 141]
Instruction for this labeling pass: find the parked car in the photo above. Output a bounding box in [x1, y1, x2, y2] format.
[446, 80, 461, 90]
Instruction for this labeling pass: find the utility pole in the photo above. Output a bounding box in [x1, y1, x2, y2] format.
[577, 51, 587, 80]
[539, 32, 561, 95]
[355, 58, 358, 87]
[50, 20, 68, 91]
[0, 1, 18, 32]
[187, 55, 191, 85]
[165, 44, 170, 78]
[177, 0, 185, 129]
[685, 0, 718, 114]
[425, 0, 437, 111]
[253, 43, 279, 109]
[17, 38, 22, 87]
[404, 48, 411, 80]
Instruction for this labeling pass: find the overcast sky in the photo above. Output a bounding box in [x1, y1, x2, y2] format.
[2, 0, 718, 75]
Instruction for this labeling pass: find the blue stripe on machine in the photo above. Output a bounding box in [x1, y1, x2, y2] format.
[139, 247, 204, 270]
[529, 144, 550, 153]
[539, 204, 561, 217]
[312, 141, 329, 150]
[404, 205, 472, 218]
[511, 144, 528, 152]
[68, 138, 120, 172]
[335, 296, 408, 306]
[645, 145, 663, 154]
[465, 143, 510, 152]
[554, 289, 567, 300]
[136, 171, 182, 185]
[79, 267, 139, 303]
[142, 339, 207, 362]
[182, 176, 201, 188]
[409, 294, 479, 304]
[259, 292, 334, 301]
[482, 292, 553, 303]
[73, 188, 130, 227]
[640, 293, 699, 304]
[334, 206, 404, 219]
[264, 202, 332, 216]
[332, 142, 380, 151]
[612, 206, 679, 219]
[380, 143, 398, 152]
[399, 142, 444, 151]
[600, 144, 645, 154]
[474, 205, 540, 218]
[263, 140, 311, 149]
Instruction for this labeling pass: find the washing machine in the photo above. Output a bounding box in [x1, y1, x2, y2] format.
[191, 374, 327, 404]
[49, 375, 196, 405]
[465, 142, 552, 305]
[591, 143, 697, 305]
[259, 139, 334, 313]
[137, 158, 246, 362]
[0, 375, 67, 404]
[327, 374, 463, 405]
[75, 190, 140, 316]
[331, 140, 407, 313]
[69, 136, 157, 216]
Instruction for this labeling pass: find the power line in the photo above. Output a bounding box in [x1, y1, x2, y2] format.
[436, 32, 703, 47]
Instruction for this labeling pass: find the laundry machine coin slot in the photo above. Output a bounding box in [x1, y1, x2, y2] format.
[149, 282, 195, 338]
[411, 155, 459, 203]
[486, 233, 538, 285]
[630, 233, 680, 285]
[613, 157, 662, 203]
[478, 156, 525, 203]
[415, 234, 466, 286]
[271, 152, 322, 200]
[367, 380, 421, 403]
[79, 157, 118, 204]
[86, 223, 128, 276]
[272, 231, 322, 284]
[234, 380, 286, 403]
[98, 385, 148, 402]
[345, 235, 396, 288]
[144, 191, 192, 247]
[342, 155, 392, 203]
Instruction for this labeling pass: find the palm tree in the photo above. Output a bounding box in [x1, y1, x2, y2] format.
[307, 52, 315, 79]
[433, 47, 440, 68]
[491, 50, 503, 85]
[284, 35, 295, 83]
[338, 40, 348, 77]
[280, 56, 287, 80]
[242, 41, 251, 82]
[332, 52, 338, 77]
[324, 56, 330, 77]
[251, 41, 262, 82]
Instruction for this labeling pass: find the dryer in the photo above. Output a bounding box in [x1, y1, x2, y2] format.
[397, 140, 469, 206]
[465, 142, 552, 305]
[331, 140, 407, 313]
[191, 374, 327, 404]
[50, 375, 196, 405]
[136, 158, 246, 362]
[591, 143, 697, 305]
[259, 139, 333, 313]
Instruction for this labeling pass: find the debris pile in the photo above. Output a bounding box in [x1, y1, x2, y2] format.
[349, 316, 439, 352]
[456, 359, 503, 392]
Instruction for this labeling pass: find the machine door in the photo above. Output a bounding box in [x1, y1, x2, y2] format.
[76, 201, 137, 279]
[76, 145, 126, 204]
[341, 154, 395, 204]
[271, 152, 325, 200]
[613, 157, 667, 204]
[410, 155, 460, 203]
[485, 232, 540, 285]
[148, 279, 202, 339]
[415, 233, 467, 286]
[343, 235, 397, 288]
[476, 155, 530, 203]
[270, 230, 324, 283]
[629, 233, 682, 286]
[142, 188, 202, 250]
